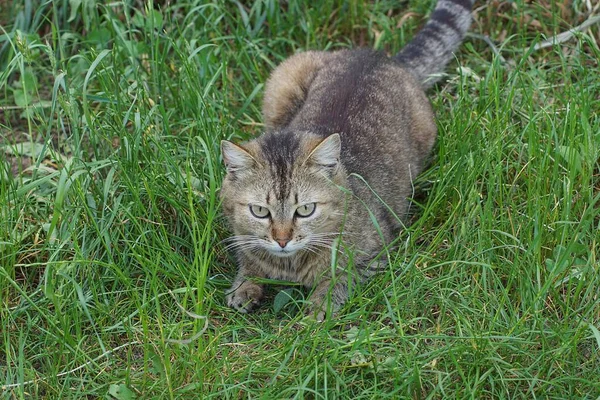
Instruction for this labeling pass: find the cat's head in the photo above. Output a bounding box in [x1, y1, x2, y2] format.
[220, 131, 347, 258]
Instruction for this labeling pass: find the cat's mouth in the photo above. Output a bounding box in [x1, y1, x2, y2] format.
[265, 241, 302, 258]
[268, 247, 298, 258]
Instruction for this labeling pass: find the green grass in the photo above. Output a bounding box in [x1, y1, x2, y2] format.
[1, 0, 599, 398]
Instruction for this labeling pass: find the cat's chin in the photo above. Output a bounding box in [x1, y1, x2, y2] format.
[266, 247, 299, 258]
[262, 241, 307, 258]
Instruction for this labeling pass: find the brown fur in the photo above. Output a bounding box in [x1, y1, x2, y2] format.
[263, 51, 331, 130]
[221, 0, 473, 320]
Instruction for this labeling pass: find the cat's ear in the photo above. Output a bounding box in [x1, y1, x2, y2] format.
[221, 140, 257, 173]
[305, 134, 341, 171]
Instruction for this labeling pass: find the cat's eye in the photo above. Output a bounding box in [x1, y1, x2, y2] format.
[249, 204, 270, 219]
[296, 203, 316, 218]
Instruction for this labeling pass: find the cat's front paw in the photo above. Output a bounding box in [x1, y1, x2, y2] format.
[306, 281, 347, 321]
[306, 303, 327, 322]
[225, 281, 264, 313]
[306, 297, 343, 322]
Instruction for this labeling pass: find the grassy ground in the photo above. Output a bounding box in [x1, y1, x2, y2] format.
[1, 0, 599, 398]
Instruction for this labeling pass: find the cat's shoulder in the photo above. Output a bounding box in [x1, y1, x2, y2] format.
[262, 51, 332, 130]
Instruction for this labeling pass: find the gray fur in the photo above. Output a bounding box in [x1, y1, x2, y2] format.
[396, 0, 475, 87]
[220, 0, 473, 320]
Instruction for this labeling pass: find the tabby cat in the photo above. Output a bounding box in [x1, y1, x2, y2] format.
[221, 0, 474, 320]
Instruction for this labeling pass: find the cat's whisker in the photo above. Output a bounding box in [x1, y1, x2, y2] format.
[310, 244, 335, 251]
[306, 242, 345, 255]
[312, 231, 356, 239]
[301, 246, 319, 256]
[310, 239, 340, 245]
[228, 244, 263, 253]
[223, 239, 265, 252]
[219, 235, 258, 247]
[309, 235, 339, 241]
[223, 241, 247, 251]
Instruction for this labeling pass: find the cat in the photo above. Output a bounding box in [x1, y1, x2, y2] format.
[220, 0, 474, 320]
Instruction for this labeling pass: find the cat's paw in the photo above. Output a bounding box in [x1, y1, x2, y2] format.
[306, 295, 339, 322]
[306, 281, 347, 321]
[225, 281, 264, 313]
[305, 304, 327, 322]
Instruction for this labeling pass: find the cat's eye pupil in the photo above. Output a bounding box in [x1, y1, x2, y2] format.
[250, 204, 269, 218]
[296, 203, 316, 218]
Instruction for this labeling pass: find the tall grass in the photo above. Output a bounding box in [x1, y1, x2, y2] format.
[1, 0, 599, 398]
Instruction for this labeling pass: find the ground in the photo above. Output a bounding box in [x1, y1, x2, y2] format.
[1, 0, 599, 398]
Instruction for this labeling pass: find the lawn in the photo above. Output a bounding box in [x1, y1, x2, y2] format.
[1, 0, 599, 398]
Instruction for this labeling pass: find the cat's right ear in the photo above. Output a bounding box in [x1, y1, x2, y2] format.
[221, 140, 257, 173]
[305, 133, 341, 171]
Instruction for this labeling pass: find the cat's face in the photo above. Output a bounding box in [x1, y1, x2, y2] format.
[221, 132, 347, 258]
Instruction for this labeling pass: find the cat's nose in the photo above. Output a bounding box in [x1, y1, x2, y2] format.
[276, 239, 290, 248]
[272, 227, 293, 248]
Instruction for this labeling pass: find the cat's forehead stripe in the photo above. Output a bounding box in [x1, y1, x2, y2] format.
[260, 131, 301, 201]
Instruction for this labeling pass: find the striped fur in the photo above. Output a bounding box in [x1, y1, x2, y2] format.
[396, 0, 475, 87]
[221, 0, 474, 320]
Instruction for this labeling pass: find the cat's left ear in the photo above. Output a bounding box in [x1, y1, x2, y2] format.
[221, 140, 257, 173]
[304, 133, 341, 172]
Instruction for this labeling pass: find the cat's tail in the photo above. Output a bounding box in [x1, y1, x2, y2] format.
[395, 0, 474, 88]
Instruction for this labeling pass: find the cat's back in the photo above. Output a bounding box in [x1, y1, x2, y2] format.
[265, 49, 436, 163]
[262, 49, 436, 210]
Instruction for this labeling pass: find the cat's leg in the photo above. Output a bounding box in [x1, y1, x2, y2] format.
[307, 275, 351, 322]
[225, 260, 265, 313]
[306, 254, 382, 321]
